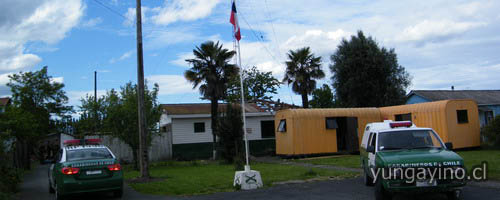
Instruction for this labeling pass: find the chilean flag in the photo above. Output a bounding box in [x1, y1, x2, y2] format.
[230, 0, 241, 41]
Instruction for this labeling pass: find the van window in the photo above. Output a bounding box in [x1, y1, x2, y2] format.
[325, 117, 338, 129]
[369, 133, 376, 147]
[278, 119, 286, 132]
[457, 110, 468, 124]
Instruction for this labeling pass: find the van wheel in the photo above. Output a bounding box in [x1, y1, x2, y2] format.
[375, 179, 392, 200]
[364, 170, 374, 186]
[446, 189, 463, 200]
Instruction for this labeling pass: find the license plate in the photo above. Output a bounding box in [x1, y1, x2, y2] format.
[416, 179, 437, 187]
[86, 170, 102, 175]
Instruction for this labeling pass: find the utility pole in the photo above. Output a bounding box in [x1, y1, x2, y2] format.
[136, 0, 149, 178]
[94, 71, 97, 135]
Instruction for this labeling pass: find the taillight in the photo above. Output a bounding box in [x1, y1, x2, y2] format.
[107, 163, 121, 171]
[61, 167, 80, 175]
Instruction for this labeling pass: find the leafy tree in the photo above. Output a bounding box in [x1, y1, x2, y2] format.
[483, 115, 500, 147]
[283, 47, 325, 108]
[226, 66, 280, 103]
[330, 31, 411, 107]
[218, 104, 244, 166]
[74, 94, 107, 138]
[6, 66, 71, 169]
[185, 41, 239, 159]
[310, 84, 338, 108]
[101, 82, 161, 170]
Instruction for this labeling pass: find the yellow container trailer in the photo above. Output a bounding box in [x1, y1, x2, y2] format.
[379, 99, 480, 149]
[275, 108, 381, 156]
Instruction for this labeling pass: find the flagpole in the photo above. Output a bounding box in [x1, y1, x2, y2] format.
[237, 40, 250, 170]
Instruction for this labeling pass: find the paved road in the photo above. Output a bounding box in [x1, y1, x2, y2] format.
[17, 164, 500, 200]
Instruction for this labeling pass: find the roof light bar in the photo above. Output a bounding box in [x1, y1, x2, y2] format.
[63, 139, 102, 146]
[390, 121, 412, 128]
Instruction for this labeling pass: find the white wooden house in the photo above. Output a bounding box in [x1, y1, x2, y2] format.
[160, 101, 295, 159]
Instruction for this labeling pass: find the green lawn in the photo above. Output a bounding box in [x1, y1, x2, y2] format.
[124, 161, 357, 196]
[456, 150, 500, 180]
[293, 155, 361, 169]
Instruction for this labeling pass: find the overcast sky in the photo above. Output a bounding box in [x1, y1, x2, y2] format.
[1, 0, 499, 108]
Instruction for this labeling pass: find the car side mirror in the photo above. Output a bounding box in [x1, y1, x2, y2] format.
[445, 142, 453, 150]
[367, 146, 375, 153]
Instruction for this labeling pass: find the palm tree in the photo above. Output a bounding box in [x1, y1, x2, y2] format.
[185, 41, 239, 160]
[283, 47, 325, 108]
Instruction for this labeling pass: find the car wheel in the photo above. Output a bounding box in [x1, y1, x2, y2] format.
[49, 182, 55, 193]
[364, 169, 374, 186]
[113, 189, 123, 198]
[446, 189, 463, 200]
[55, 183, 65, 200]
[375, 179, 392, 200]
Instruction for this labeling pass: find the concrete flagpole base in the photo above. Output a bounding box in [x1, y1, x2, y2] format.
[233, 165, 263, 190]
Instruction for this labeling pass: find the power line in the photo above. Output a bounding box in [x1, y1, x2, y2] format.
[90, 0, 128, 20]
[238, 10, 279, 64]
[264, 0, 284, 61]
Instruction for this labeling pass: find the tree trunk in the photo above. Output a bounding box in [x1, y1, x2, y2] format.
[301, 93, 309, 108]
[210, 98, 218, 160]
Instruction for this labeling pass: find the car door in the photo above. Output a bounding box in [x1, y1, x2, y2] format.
[49, 149, 62, 188]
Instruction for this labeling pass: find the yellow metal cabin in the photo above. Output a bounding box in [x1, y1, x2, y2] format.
[275, 108, 381, 156]
[379, 99, 480, 149]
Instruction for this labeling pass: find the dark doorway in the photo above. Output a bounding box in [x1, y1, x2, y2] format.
[333, 117, 359, 152]
[261, 120, 275, 138]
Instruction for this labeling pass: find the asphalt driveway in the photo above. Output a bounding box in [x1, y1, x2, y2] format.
[16, 164, 500, 200]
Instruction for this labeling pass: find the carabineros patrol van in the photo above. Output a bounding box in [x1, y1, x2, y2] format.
[360, 121, 466, 200]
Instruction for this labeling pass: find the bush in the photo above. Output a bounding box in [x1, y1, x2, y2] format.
[483, 115, 500, 147]
[218, 104, 245, 164]
[0, 136, 23, 196]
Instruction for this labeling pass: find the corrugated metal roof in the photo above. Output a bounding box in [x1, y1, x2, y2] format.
[0, 97, 10, 107]
[160, 103, 264, 115]
[409, 90, 500, 105]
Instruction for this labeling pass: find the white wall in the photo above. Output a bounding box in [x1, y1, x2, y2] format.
[171, 115, 275, 144]
[85, 133, 172, 162]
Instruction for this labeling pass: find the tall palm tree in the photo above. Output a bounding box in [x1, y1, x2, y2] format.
[283, 47, 325, 108]
[185, 41, 239, 160]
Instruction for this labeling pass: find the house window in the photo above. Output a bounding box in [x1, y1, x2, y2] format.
[277, 119, 286, 132]
[457, 110, 469, 124]
[325, 117, 338, 129]
[194, 122, 205, 133]
[260, 120, 275, 138]
[395, 113, 412, 122]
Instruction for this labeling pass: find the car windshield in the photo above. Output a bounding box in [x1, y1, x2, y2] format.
[66, 148, 113, 161]
[378, 130, 444, 151]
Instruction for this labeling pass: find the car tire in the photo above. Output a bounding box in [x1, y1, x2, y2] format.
[375, 179, 392, 200]
[55, 183, 65, 200]
[113, 189, 123, 198]
[364, 169, 374, 186]
[446, 189, 463, 200]
[49, 182, 55, 193]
